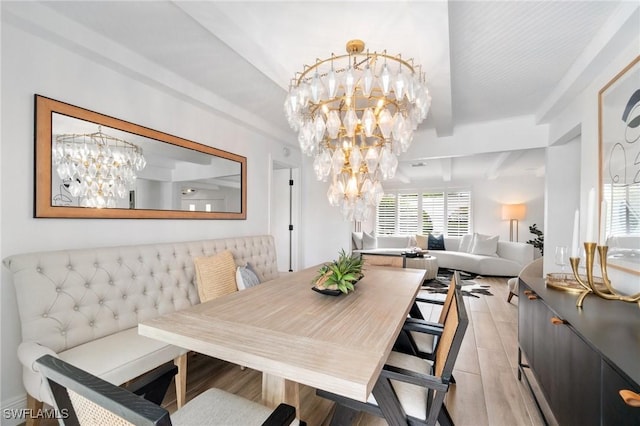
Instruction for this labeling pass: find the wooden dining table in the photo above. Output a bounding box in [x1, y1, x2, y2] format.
[139, 265, 425, 421]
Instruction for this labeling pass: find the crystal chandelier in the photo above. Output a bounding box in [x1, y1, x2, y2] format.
[53, 127, 146, 208]
[284, 39, 431, 221]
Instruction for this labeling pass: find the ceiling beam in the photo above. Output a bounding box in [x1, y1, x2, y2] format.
[441, 158, 452, 182]
[485, 152, 512, 180]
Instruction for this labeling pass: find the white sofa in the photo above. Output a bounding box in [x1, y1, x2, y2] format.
[3, 235, 279, 421]
[353, 233, 533, 277]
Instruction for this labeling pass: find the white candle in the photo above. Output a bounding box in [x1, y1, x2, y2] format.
[586, 188, 596, 242]
[599, 199, 608, 245]
[571, 209, 580, 257]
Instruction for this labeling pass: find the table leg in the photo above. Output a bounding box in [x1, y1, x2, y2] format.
[262, 372, 300, 416]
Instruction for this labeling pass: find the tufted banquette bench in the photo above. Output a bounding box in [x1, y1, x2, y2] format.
[3, 235, 279, 424]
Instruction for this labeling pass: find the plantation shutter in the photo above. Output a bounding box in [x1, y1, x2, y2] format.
[446, 191, 471, 236]
[605, 184, 640, 236]
[397, 193, 419, 235]
[421, 192, 445, 234]
[377, 189, 472, 236]
[630, 184, 640, 233]
[376, 194, 396, 235]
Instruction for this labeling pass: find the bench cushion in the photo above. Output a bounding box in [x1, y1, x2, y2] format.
[26, 328, 186, 405]
[58, 328, 186, 385]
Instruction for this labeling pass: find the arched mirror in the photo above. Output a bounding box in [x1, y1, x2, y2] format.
[35, 95, 246, 219]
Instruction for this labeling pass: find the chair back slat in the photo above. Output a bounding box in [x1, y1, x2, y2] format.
[69, 390, 135, 426]
[434, 272, 469, 380]
[436, 275, 457, 324]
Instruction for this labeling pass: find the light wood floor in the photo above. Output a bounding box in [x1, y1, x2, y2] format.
[160, 276, 550, 426]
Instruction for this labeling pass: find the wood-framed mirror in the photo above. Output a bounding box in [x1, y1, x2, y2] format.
[35, 95, 247, 219]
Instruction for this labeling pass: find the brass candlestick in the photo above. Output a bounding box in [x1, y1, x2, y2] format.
[570, 242, 640, 309]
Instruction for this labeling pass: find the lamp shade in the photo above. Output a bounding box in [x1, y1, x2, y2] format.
[502, 204, 526, 220]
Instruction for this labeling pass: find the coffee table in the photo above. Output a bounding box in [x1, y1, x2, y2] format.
[405, 255, 438, 280]
[360, 251, 438, 280]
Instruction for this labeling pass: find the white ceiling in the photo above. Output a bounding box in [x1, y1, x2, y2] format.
[30, 1, 626, 182]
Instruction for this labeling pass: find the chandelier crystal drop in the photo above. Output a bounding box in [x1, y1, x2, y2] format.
[53, 127, 146, 208]
[284, 39, 431, 221]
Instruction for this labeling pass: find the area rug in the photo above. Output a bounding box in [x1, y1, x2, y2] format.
[420, 269, 493, 298]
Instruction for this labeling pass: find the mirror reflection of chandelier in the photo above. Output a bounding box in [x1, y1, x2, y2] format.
[284, 39, 431, 221]
[53, 126, 146, 208]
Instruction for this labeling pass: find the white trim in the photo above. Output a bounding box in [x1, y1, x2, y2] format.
[2, 395, 27, 426]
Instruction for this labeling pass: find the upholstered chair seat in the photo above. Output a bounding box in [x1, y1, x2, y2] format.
[366, 351, 432, 420]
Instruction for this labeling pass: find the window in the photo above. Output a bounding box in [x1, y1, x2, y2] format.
[398, 193, 419, 234]
[376, 194, 396, 235]
[421, 192, 444, 234]
[376, 190, 471, 236]
[446, 191, 471, 236]
[604, 184, 640, 236]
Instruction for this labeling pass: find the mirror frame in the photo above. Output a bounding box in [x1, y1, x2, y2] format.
[35, 95, 247, 219]
[598, 55, 640, 275]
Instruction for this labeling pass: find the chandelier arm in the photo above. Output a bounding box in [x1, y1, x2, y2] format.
[296, 52, 417, 85]
[56, 132, 142, 152]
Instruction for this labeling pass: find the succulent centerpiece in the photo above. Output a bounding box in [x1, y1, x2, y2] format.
[312, 249, 364, 295]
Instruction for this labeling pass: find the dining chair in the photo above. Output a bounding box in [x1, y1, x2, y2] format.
[398, 274, 458, 361]
[318, 276, 468, 426]
[35, 354, 301, 426]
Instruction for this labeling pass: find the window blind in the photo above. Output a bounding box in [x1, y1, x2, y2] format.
[421, 192, 444, 234]
[376, 194, 397, 235]
[398, 193, 419, 234]
[376, 189, 472, 236]
[605, 184, 640, 235]
[446, 191, 471, 236]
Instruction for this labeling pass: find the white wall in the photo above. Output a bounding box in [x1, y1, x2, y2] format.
[545, 39, 639, 295]
[0, 20, 301, 412]
[544, 136, 581, 273]
[472, 176, 545, 244]
[378, 175, 545, 244]
[300, 155, 352, 267]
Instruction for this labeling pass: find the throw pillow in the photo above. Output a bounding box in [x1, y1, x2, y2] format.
[428, 234, 446, 250]
[415, 234, 428, 250]
[470, 234, 499, 257]
[351, 232, 364, 250]
[245, 262, 263, 282]
[236, 265, 261, 290]
[458, 234, 474, 253]
[193, 250, 238, 302]
[362, 231, 377, 250]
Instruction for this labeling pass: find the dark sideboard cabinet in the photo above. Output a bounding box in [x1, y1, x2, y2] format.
[518, 275, 640, 425]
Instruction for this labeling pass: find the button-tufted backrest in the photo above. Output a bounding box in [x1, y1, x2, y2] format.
[3, 235, 278, 353]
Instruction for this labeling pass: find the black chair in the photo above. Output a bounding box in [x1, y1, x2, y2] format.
[398, 274, 458, 361]
[318, 272, 468, 426]
[35, 354, 300, 426]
